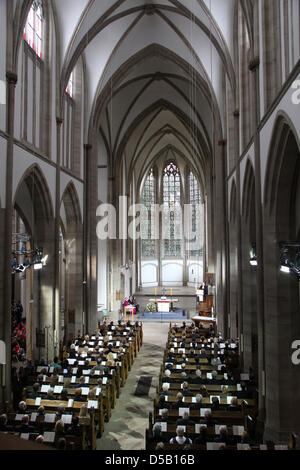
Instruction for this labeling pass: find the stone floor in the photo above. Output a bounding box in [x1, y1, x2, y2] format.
[96, 321, 170, 450]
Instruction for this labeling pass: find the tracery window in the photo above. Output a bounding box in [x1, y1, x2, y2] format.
[163, 162, 182, 257]
[141, 169, 156, 258]
[24, 0, 43, 58]
[189, 171, 202, 257]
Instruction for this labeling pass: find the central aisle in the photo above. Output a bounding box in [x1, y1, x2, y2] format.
[96, 322, 170, 450]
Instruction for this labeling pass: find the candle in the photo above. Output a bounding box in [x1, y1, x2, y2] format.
[155, 288, 157, 296]
[171, 288, 172, 296]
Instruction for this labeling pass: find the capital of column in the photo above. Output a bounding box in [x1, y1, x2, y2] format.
[249, 56, 260, 72]
[6, 71, 18, 86]
[84, 144, 92, 151]
[233, 110, 240, 118]
[218, 139, 227, 146]
[56, 116, 63, 126]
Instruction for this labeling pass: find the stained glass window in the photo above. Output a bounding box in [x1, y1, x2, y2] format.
[189, 171, 202, 257]
[141, 169, 156, 258]
[163, 162, 182, 257]
[24, 1, 43, 58]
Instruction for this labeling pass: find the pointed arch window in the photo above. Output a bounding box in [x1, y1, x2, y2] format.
[66, 71, 74, 98]
[141, 169, 156, 258]
[163, 162, 182, 257]
[189, 171, 202, 257]
[24, 0, 44, 58]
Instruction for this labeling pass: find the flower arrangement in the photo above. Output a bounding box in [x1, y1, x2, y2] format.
[146, 302, 156, 313]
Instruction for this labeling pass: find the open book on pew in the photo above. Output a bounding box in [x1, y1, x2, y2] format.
[35, 397, 41, 406]
[215, 424, 227, 434]
[43, 432, 55, 443]
[30, 413, 37, 423]
[81, 387, 89, 396]
[54, 385, 63, 394]
[61, 414, 72, 425]
[68, 399, 74, 408]
[160, 422, 167, 432]
[200, 408, 212, 417]
[68, 359, 76, 365]
[20, 433, 30, 440]
[44, 414, 55, 423]
[206, 442, 226, 450]
[179, 408, 189, 417]
[15, 414, 24, 421]
[195, 424, 207, 433]
[232, 426, 245, 436]
[87, 400, 98, 409]
[237, 444, 251, 450]
[41, 385, 51, 393]
[240, 373, 249, 381]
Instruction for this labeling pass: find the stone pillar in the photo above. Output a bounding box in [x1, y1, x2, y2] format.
[1, 72, 17, 407]
[54, 117, 62, 348]
[249, 55, 266, 425]
[215, 140, 228, 338]
[83, 144, 92, 330]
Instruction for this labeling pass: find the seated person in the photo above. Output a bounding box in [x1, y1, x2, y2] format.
[74, 388, 86, 402]
[0, 414, 14, 432]
[169, 426, 192, 446]
[148, 423, 167, 444]
[155, 409, 171, 425]
[161, 369, 173, 384]
[181, 382, 193, 397]
[236, 381, 249, 399]
[75, 376, 90, 389]
[228, 396, 241, 411]
[200, 409, 215, 427]
[66, 416, 81, 436]
[56, 404, 66, 419]
[211, 396, 222, 411]
[176, 410, 195, 426]
[27, 382, 40, 399]
[172, 392, 189, 409]
[157, 394, 169, 410]
[45, 387, 56, 400]
[54, 419, 65, 440]
[215, 425, 234, 445]
[190, 394, 203, 410]
[194, 426, 208, 445]
[91, 358, 106, 372]
[50, 356, 62, 370]
[161, 383, 172, 397]
[191, 369, 204, 385]
[15, 415, 36, 434]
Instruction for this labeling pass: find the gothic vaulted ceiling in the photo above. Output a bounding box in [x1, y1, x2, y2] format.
[48, 1, 247, 188]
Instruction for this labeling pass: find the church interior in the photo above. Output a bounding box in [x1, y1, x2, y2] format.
[0, 0, 299, 452]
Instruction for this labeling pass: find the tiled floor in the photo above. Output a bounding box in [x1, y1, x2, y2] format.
[96, 322, 170, 450]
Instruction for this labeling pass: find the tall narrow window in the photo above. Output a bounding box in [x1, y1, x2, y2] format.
[24, 0, 43, 58]
[66, 71, 74, 99]
[189, 171, 202, 257]
[141, 169, 156, 258]
[163, 162, 182, 257]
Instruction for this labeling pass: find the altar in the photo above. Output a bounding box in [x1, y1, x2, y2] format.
[149, 297, 179, 313]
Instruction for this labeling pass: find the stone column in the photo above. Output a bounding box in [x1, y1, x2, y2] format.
[1, 72, 17, 407]
[215, 140, 228, 338]
[54, 117, 62, 347]
[249, 55, 266, 424]
[83, 144, 92, 330]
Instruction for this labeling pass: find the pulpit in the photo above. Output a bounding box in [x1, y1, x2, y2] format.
[124, 305, 135, 321]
